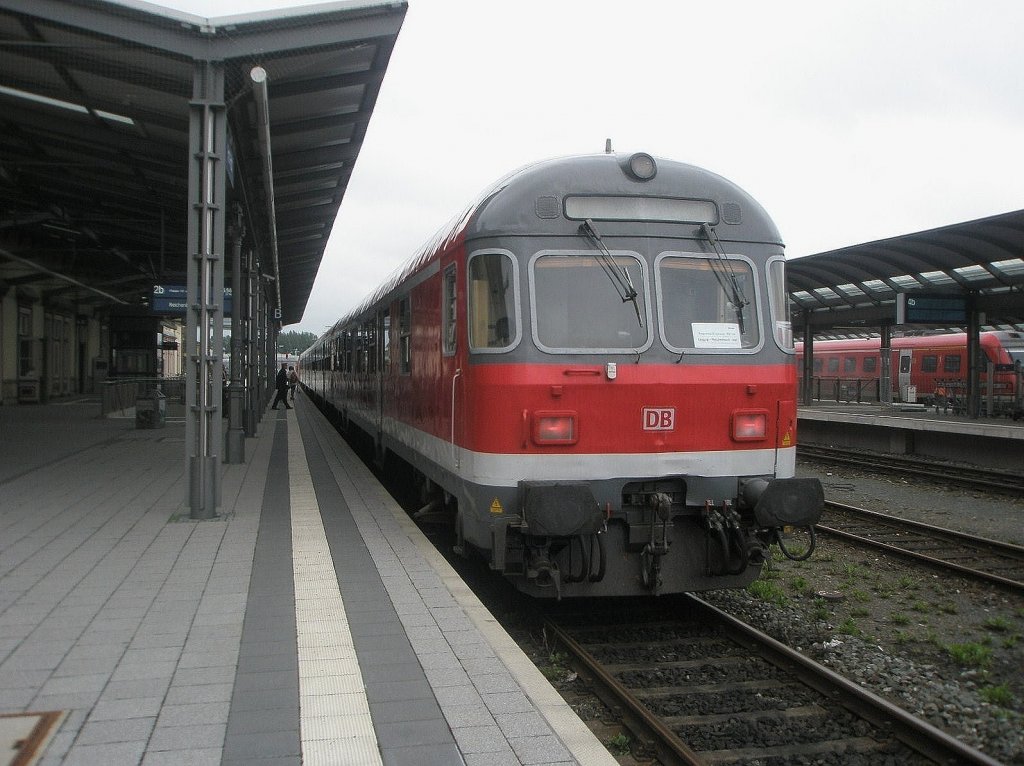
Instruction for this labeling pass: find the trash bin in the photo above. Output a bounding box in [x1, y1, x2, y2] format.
[136, 389, 167, 429]
[903, 384, 917, 403]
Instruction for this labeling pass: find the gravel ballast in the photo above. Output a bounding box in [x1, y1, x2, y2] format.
[695, 458, 1024, 764]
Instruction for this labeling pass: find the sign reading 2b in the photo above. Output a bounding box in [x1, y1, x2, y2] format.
[642, 407, 676, 431]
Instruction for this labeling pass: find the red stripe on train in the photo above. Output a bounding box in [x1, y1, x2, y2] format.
[387, 361, 798, 454]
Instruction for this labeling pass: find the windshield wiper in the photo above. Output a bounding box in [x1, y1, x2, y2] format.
[579, 219, 643, 327]
[700, 222, 748, 334]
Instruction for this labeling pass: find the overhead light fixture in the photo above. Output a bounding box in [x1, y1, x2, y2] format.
[0, 84, 135, 126]
[624, 152, 657, 181]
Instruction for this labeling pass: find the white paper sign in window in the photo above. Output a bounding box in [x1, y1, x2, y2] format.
[692, 322, 742, 349]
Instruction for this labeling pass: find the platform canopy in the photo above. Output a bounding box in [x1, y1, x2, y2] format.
[0, 0, 406, 325]
[787, 209, 1024, 336]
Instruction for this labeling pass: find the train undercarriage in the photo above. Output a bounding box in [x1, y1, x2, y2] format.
[426, 466, 824, 599]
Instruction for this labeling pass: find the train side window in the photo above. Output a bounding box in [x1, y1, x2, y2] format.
[356, 323, 370, 373]
[863, 357, 877, 373]
[443, 264, 457, 356]
[813, 358, 823, 374]
[921, 355, 938, 373]
[369, 320, 379, 373]
[468, 250, 520, 352]
[380, 309, 391, 370]
[827, 358, 839, 374]
[944, 355, 961, 373]
[399, 296, 412, 374]
[843, 356, 856, 373]
[766, 258, 793, 352]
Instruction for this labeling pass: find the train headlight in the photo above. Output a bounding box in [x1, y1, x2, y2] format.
[731, 410, 768, 441]
[533, 411, 578, 445]
[625, 152, 657, 181]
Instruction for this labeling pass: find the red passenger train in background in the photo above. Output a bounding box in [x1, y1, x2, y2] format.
[301, 151, 823, 598]
[796, 331, 1024, 415]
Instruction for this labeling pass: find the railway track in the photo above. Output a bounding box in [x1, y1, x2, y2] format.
[815, 501, 1024, 593]
[799, 444, 1024, 495]
[543, 594, 1001, 766]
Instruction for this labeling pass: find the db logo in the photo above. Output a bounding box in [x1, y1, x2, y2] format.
[642, 407, 675, 431]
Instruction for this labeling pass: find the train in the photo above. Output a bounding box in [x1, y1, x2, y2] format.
[300, 151, 824, 598]
[796, 331, 1024, 415]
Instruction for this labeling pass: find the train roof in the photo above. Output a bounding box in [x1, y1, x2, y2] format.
[795, 330, 1023, 351]
[466, 152, 781, 242]
[317, 152, 781, 342]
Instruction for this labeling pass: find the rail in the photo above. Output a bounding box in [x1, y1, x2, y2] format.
[799, 444, 1024, 495]
[544, 595, 1003, 766]
[817, 500, 1024, 593]
[101, 376, 185, 416]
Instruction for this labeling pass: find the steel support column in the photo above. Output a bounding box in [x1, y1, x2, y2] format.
[259, 271, 271, 407]
[879, 323, 893, 406]
[225, 204, 245, 463]
[801, 316, 813, 406]
[268, 324, 278, 400]
[244, 249, 259, 437]
[186, 60, 227, 518]
[967, 296, 981, 418]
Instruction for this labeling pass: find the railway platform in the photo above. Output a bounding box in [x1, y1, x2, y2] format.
[798, 402, 1024, 471]
[0, 396, 615, 766]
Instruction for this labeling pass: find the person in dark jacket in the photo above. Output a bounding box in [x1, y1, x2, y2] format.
[271, 362, 291, 409]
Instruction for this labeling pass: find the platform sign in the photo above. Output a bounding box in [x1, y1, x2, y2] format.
[152, 285, 232, 315]
[895, 293, 968, 325]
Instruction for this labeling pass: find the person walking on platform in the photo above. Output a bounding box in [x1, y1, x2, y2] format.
[272, 362, 292, 409]
[288, 365, 299, 402]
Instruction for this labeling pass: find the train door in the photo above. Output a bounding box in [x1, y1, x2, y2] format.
[377, 308, 390, 449]
[442, 263, 462, 470]
[898, 349, 913, 401]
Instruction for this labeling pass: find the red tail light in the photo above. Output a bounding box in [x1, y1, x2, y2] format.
[533, 411, 578, 445]
[732, 410, 768, 441]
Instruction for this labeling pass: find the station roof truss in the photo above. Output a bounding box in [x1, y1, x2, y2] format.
[787, 209, 1024, 335]
[0, 0, 406, 325]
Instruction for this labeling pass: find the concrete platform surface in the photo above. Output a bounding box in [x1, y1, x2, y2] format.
[0, 396, 616, 766]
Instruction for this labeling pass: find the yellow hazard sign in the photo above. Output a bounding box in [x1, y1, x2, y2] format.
[490, 498, 504, 514]
[781, 431, 792, 446]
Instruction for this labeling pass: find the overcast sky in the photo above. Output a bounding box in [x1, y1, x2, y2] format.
[146, 0, 1023, 337]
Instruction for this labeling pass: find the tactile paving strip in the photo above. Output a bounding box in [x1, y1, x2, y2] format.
[288, 415, 382, 765]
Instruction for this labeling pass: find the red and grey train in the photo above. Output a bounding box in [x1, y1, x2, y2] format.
[301, 152, 823, 598]
[796, 332, 1024, 414]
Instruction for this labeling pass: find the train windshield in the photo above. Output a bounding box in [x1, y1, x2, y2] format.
[531, 253, 649, 351]
[657, 254, 760, 350]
